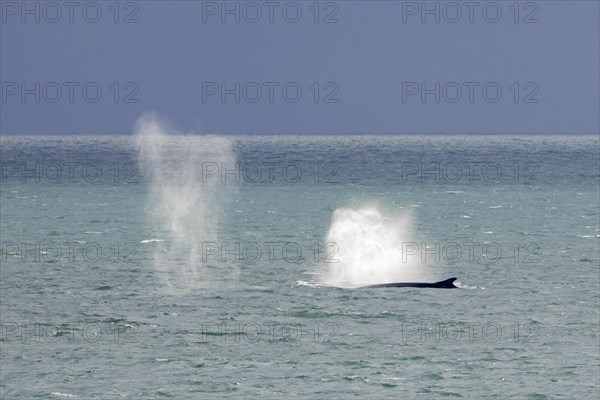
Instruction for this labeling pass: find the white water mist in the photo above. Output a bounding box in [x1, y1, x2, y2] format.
[321, 206, 432, 287]
[135, 113, 237, 291]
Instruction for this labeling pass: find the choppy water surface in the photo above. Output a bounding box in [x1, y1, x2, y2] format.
[1, 133, 598, 398]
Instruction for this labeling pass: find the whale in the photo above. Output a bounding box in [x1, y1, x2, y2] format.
[360, 277, 458, 289]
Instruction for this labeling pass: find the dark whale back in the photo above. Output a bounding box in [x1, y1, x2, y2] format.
[360, 277, 458, 289]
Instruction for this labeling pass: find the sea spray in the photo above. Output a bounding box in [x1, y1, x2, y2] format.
[134, 113, 238, 291]
[321, 206, 433, 287]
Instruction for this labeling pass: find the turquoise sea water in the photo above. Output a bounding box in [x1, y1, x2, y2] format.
[1, 134, 599, 398]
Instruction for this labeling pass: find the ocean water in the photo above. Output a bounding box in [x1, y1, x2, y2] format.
[1, 131, 598, 399]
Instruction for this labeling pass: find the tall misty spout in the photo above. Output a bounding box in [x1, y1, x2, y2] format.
[134, 113, 237, 291]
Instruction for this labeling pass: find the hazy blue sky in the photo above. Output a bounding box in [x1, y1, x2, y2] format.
[1, 0, 599, 134]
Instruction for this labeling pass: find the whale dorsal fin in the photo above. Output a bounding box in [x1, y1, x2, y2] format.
[435, 277, 457, 288]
